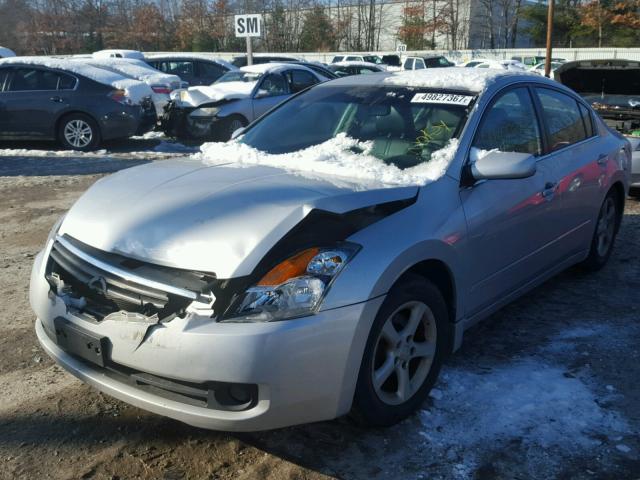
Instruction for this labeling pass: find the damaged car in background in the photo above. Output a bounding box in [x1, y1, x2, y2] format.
[31, 69, 630, 432]
[555, 59, 640, 195]
[161, 63, 329, 141]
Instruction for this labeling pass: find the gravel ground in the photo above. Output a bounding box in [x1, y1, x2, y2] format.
[0, 146, 638, 480]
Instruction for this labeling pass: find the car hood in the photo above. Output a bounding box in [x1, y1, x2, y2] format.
[59, 159, 418, 277]
[176, 81, 256, 108]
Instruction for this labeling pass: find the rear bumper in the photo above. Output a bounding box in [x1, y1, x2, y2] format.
[100, 103, 156, 140]
[31, 251, 382, 431]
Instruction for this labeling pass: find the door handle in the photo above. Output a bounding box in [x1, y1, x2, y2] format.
[542, 182, 557, 198]
[50, 96, 63, 103]
[597, 153, 607, 165]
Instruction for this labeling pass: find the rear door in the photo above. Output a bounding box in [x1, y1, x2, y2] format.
[532, 86, 603, 255]
[251, 73, 290, 120]
[2, 67, 74, 138]
[460, 86, 562, 315]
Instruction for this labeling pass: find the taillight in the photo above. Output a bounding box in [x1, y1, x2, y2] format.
[152, 86, 172, 94]
[108, 89, 131, 105]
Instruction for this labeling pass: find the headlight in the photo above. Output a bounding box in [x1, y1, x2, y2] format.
[223, 244, 360, 322]
[189, 107, 220, 118]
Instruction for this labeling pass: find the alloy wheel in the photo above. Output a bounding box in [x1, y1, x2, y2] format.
[63, 119, 93, 148]
[371, 300, 437, 406]
[596, 196, 616, 257]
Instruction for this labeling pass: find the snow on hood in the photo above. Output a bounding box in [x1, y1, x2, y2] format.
[198, 133, 459, 188]
[0, 56, 153, 104]
[175, 81, 256, 107]
[383, 67, 533, 92]
[60, 159, 418, 276]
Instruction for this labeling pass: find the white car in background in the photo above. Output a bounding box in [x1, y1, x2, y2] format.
[0, 46, 16, 58]
[76, 58, 182, 116]
[473, 59, 528, 71]
[331, 54, 386, 67]
[530, 61, 563, 76]
[93, 49, 145, 60]
[458, 58, 494, 68]
[328, 61, 385, 77]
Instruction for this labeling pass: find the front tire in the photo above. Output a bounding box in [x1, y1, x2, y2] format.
[351, 275, 449, 427]
[58, 114, 100, 151]
[219, 114, 247, 141]
[580, 190, 621, 271]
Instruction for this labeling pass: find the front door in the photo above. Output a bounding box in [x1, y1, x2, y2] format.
[460, 86, 562, 316]
[251, 73, 289, 120]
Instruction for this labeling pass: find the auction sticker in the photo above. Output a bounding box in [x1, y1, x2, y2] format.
[411, 92, 474, 106]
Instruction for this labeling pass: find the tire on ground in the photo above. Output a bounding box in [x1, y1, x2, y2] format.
[580, 188, 622, 271]
[57, 113, 101, 151]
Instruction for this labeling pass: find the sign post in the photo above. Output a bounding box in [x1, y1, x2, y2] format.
[234, 14, 262, 66]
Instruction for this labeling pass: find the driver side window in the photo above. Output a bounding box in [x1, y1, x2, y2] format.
[258, 74, 288, 97]
[473, 87, 542, 156]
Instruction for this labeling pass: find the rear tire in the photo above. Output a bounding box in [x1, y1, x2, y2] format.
[351, 275, 450, 427]
[58, 113, 100, 151]
[580, 190, 621, 271]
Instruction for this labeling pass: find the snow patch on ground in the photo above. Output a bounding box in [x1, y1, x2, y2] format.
[0, 148, 108, 157]
[198, 133, 458, 187]
[420, 359, 628, 452]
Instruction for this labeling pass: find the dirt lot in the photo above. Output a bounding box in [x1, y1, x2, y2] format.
[0, 149, 638, 480]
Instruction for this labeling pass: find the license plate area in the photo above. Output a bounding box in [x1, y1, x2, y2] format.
[54, 317, 110, 367]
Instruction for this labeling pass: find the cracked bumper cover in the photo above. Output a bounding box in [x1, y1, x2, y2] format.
[31, 251, 383, 431]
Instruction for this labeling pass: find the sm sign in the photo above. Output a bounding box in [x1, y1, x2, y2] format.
[234, 14, 262, 38]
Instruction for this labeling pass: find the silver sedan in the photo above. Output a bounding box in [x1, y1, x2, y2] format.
[31, 69, 631, 431]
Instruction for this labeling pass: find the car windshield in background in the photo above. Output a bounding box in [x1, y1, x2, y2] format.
[241, 86, 472, 169]
[363, 56, 384, 65]
[215, 71, 262, 84]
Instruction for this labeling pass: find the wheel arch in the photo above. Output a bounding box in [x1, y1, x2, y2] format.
[54, 110, 100, 138]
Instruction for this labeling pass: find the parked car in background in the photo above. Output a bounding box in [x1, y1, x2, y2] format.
[331, 54, 385, 66]
[93, 49, 145, 60]
[458, 58, 493, 67]
[263, 60, 337, 79]
[76, 58, 182, 117]
[0, 47, 16, 58]
[530, 61, 563, 76]
[0, 57, 156, 150]
[31, 68, 630, 432]
[145, 54, 234, 87]
[627, 136, 640, 196]
[473, 59, 527, 71]
[328, 61, 385, 77]
[511, 55, 566, 67]
[381, 54, 402, 71]
[162, 63, 326, 140]
[403, 55, 455, 70]
[230, 54, 302, 68]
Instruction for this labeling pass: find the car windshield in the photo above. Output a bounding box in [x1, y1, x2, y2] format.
[215, 71, 262, 84]
[363, 55, 384, 65]
[241, 85, 471, 169]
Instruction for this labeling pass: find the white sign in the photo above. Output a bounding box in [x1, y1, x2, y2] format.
[411, 92, 475, 106]
[235, 14, 262, 38]
[396, 43, 407, 53]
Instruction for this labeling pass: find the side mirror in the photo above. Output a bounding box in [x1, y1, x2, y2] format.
[470, 150, 537, 180]
[231, 127, 245, 140]
[254, 89, 270, 99]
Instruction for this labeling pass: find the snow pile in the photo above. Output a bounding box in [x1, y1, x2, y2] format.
[420, 359, 628, 453]
[383, 67, 533, 92]
[198, 133, 459, 186]
[0, 57, 153, 104]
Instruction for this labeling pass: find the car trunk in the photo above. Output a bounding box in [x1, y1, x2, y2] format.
[554, 59, 640, 132]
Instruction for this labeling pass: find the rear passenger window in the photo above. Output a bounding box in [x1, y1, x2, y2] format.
[58, 73, 76, 90]
[403, 58, 414, 70]
[414, 59, 426, 70]
[473, 87, 542, 155]
[286, 70, 318, 93]
[164, 61, 194, 77]
[578, 103, 595, 137]
[535, 88, 587, 150]
[0, 69, 9, 91]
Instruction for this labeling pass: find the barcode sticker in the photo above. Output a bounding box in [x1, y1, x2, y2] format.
[411, 93, 474, 105]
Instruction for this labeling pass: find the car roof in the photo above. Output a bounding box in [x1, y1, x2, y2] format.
[332, 61, 382, 68]
[317, 67, 547, 94]
[240, 62, 318, 75]
[143, 53, 235, 70]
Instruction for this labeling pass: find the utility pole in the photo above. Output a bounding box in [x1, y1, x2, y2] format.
[544, 0, 554, 78]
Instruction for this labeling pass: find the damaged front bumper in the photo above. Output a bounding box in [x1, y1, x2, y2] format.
[30, 245, 382, 431]
[160, 101, 224, 140]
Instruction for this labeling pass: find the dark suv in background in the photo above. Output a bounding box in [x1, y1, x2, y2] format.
[0, 61, 156, 150]
[145, 55, 233, 86]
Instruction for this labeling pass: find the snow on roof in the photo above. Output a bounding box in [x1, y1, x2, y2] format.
[332, 61, 383, 69]
[240, 62, 315, 75]
[0, 46, 16, 58]
[382, 67, 533, 93]
[76, 58, 180, 87]
[199, 133, 459, 187]
[93, 49, 145, 60]
[143, 53, 235, 71]
[0, 56, 153, 103]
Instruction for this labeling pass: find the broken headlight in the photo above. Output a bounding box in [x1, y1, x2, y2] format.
[189, 106, 220, 118]
[224, 244, 360, 322]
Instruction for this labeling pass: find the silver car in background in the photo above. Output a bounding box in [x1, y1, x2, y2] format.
[31, 69, 631, 431]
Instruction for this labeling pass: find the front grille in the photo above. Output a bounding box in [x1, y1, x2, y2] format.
[46, 235, 215, 321]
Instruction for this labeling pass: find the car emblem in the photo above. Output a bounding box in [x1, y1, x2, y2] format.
[87, 275, 108, 295]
